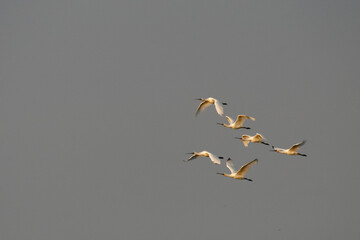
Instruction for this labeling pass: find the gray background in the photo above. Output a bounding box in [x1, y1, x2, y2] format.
[0, 0, 359, 239]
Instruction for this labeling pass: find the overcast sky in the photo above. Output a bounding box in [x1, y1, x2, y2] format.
[1, 1, 360, 239]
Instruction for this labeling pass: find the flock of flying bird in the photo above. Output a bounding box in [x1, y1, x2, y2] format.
[184, 97, 307, 181]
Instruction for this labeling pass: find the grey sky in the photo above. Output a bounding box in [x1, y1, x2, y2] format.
[0, 0, 359, 239]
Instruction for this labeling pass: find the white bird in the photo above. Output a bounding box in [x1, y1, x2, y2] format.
[235, 133, 269, 147]
[217, 115, 255, 129]
[217, 158, 258, 181]
[184, 151, 223, 165]
[195, 97, 227, 117]
[270, 140, 307, 157]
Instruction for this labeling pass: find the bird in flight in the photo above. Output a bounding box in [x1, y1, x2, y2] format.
[270, 140, 307, 156]
[217, 115, 255, 129]
[195, 97, 227, 117]
[184, 151, 223, 165]
[235, 133, 269, 147]
[217, 158, 258, 181]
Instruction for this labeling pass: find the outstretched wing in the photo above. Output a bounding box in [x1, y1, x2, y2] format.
[242, 140, 250, 147]
[234, 115, 255, 128]
[253, 133, 265, 142]
[241, 134, 250, 140]
[207, 152, 221, 165]
[195, 101, 212, 116]
[289, 140, 306, 152]
[226, 158, 237, 174]
[214, 99, 224, 116]
[236, 159, 258, 177]
[225, 116, 234, 124]
[233, 115, 247, 128]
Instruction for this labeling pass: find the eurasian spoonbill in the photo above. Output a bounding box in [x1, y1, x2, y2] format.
[184, 151, 223, 165]
[217, 158, 258, 181]
[270, 140, 307, 156]
[235, 133, 269, 147]
[217, 115, 255, 129]
[195, 97, 227, 117]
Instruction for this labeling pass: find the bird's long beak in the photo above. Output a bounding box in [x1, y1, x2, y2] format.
[195, 98, 202, 101]
[217, 123, 223, 125]
[186, 152, 193, 154]
[216, 172, 225, 175]
[269, 149, 276, 152]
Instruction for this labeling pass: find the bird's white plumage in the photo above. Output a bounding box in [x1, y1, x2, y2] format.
[289, 140, 306, 152]
[242, 140, 250, 147]
[253, 133, 265, 141]
[220, 114, 255, 129]
[233, 115, 255, 128]
[207, 152, 222, 165]
[238, 133, 268, 147]
[195, 101, 213, 116]
[219, 158, 258, 180]
[195, 97, 225, 117]
[226, 158, 237, 174]
[225, 116, 234, 124]
[185, 150, 222, 165]
[241, 135, 251, 140]
[236, 159, 258, 177]
[272, 140, 307, 156]
[213, 99, 224, 116]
